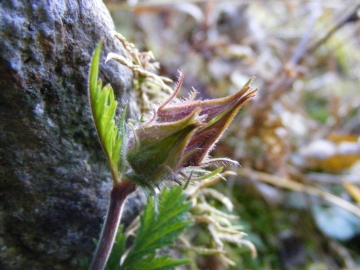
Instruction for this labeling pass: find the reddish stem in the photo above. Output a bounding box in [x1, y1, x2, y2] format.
[89, 180, 137, 270]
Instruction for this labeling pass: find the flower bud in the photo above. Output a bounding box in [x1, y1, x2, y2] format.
[157, 75, 257, 167]
[125, 73, 257, 187]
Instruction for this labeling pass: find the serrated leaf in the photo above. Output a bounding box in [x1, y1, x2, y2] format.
[118, 187, 192, 270]
[89, 40, 126, 183]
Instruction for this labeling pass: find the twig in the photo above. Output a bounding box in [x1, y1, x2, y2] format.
[290, 2, 321, 66]
[306, 172, 360, 184]
[236, 167, 360, 218]
[250, 3, 360, 117]
[306, 3, 360, 55]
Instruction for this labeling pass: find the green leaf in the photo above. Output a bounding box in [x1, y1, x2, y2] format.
[116, 186, 192, 270]
[89, 40, 127, 183]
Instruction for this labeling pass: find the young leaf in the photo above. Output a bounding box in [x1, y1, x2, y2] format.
[89, 40, 126, 183]
[117, 186, 193, 270]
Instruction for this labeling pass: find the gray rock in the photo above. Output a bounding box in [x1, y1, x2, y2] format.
[0, 0, 138, 269]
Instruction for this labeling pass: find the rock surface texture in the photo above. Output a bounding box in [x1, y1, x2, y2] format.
[0, 1, 137, 269]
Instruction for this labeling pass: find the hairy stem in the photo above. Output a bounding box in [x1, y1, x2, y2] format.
[89, 180, 137, 270]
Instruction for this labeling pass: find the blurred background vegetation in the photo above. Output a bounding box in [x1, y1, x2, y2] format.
[104, 0, 360, 269]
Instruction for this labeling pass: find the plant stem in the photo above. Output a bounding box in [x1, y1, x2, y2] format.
[89, 179, 137, 270]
